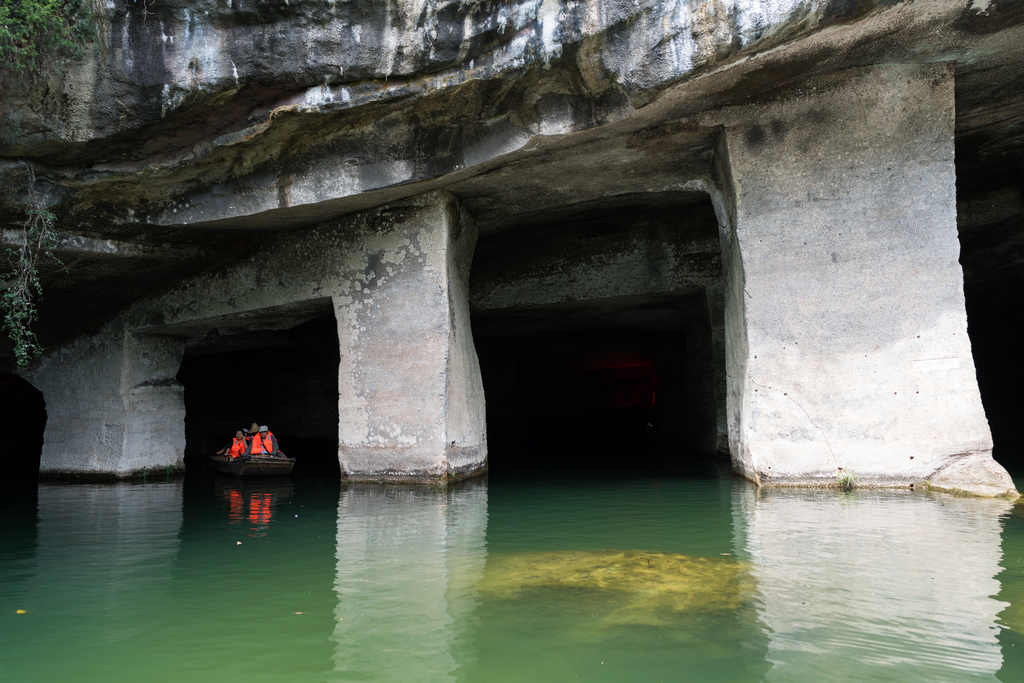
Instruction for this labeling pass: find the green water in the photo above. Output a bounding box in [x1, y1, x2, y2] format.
[3, 471, 1024, 682]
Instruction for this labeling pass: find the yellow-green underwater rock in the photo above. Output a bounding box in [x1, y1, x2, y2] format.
[479, 549, 753, 627]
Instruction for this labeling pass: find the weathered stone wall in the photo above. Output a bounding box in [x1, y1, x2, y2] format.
[1, 0, 896, 159]
[708, 63, 1013, 496]
[4, 0, 1023, 495]
[24, 325, 186, 477]
[23, 190, 487, 481]
[470, 205, 721, 311]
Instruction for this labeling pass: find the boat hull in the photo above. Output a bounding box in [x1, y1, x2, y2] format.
[208, 454, 295, 477]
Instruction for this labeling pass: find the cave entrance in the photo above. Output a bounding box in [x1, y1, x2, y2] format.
[956, 150, 1024, 474]
[176, 312, 341, 476]
[473, 293, 722, 477]
[0, 374, 46, 481]
[468, 193, 724, 476]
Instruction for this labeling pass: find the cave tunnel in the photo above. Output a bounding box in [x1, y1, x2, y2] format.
[469, 195, 724, 477]
[473, 310, 721, 477]
[0, 374, 46, 482]
[474, 324, 716, 476]
[957, 146, 1024, 475]
[176, 312, 341, 477]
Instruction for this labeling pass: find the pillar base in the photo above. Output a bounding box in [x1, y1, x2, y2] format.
[736, 454, 1018, 499]
[924, 454, 1018, 499]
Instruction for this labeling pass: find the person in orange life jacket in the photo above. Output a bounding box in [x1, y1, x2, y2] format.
[216, 429, 250, 458]
[248, 425, 283, 457]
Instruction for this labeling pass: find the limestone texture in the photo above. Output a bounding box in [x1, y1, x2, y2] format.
[709, 63, 1004, 495]
[24, 191, 487, 480]
[2, 0, 1023, 491]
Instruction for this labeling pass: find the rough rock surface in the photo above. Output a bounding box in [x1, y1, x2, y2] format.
[2, 0, 1024, 491]
[925, 454, 1019, 499]
[23, 191, 487, 480]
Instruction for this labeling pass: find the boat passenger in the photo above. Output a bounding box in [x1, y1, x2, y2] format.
[248, 425, 283, 457]
[216, 430, 250, 459]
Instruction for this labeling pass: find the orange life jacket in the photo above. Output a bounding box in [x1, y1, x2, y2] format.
[249, 432, 276, 455]
[228, 437, 247, 457]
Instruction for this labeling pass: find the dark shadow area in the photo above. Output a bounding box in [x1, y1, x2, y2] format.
[469, 196, 725, 477]
[478, 332, 663, 474]
[0, 374, 46, 481]
[957, 153, 1024, 471]
[176, 314, 341, 477]
[968, 304, 1024, 455]
[0, 376, 41, 583]
[474, 311, 720, 477]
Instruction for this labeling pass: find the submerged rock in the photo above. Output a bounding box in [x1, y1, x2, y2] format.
[478, 549, 753, 627]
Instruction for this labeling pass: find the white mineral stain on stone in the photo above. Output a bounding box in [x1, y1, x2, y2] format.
[304, 84, 333, 106]
[970, 0, 992, 14]
[540, 0, 561, 59]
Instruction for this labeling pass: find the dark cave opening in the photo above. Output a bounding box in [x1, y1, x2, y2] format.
[474, 316, 720, 477]
[0, 374, 46, 481]
[175, 314, 341, 477]
[966, 298, 1024, 474]
[468, 194, 725, 477]
[957, 154, 1024, 474]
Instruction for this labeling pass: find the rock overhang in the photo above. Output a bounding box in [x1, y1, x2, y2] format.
[0, 0, 1023, 434]
[3, 0, 1023, 242]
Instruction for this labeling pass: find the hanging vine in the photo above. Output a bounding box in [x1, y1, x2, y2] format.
[2, 162, 62, 367]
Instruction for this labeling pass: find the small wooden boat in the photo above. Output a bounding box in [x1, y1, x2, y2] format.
[208, 454, 296, 477]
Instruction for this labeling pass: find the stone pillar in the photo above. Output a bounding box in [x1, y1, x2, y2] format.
[23, 321, 185, 478]
[334, 191, 488, 482]
[710, 64, 1015, 497]
[705, 281, 730, 457]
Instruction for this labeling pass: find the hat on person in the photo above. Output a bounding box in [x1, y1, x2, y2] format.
[248, 423, 260, 434]
[259, 425, 269, 432]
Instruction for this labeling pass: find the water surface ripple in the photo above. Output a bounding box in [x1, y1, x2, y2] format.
[1, 474, 1022, 682]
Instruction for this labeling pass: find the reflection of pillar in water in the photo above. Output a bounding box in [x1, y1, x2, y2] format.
[35, 483, 183, 589]
[734, 486, 1011, 682]
[332, 480, 488, 679]
[15, 482, 183, 667]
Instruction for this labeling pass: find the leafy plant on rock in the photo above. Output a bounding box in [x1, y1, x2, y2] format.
[2, 162, 62, 367]
[0, 0, 93, 74]
[836, 468, 858, 492]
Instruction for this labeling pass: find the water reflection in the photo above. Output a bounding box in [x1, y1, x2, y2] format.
[735, 487, 1013, 682]
[459, 477, 768, 683]
[33, 482, 183, 599]
[215, 478, 294, 535]
[0, 483, 183, 681]
[2, 474, 1021, 682]
[332, 479, 488, 680]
